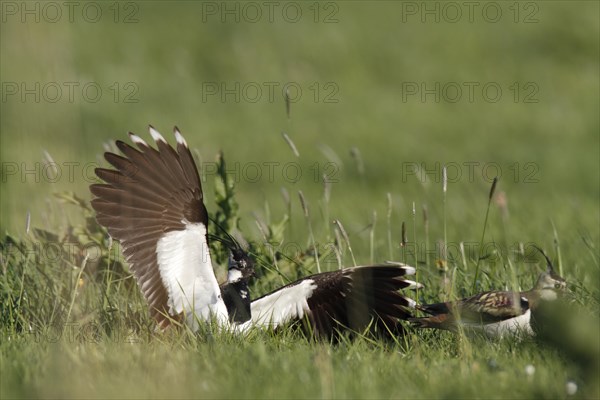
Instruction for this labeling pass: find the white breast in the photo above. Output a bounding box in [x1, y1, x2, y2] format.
[480, 309, 534, 338]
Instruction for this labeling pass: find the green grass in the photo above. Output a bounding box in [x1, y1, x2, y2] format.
[0, 332, 590, 399]
[1, 184, 598, 399]
[1, 1, 599, 399]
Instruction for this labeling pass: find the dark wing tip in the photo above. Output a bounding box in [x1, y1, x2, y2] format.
[303, 264, 420, 338]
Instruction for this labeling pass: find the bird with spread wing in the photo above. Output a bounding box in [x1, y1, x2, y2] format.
[90, 126, 421, 338]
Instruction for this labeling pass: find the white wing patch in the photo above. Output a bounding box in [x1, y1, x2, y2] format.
[156, 222, 228, 328]
[403, 280, 424, 290]
[249, 279, 317, 328]
[385, 262, 416, 276]
[129, 133, 148, 146]
[174, 128, 187, 146]
[149, 126, 167, 143]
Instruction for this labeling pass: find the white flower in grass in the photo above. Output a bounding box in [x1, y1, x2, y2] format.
[524, 364, 535, 377]
[566, 380, 577, 396]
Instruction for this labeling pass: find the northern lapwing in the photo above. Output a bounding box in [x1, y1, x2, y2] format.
[90, 126, 420, 337]
[410, 248, 567, 337]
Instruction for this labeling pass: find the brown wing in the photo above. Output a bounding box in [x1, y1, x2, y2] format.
[90, 126, 207, 327]
[459, 291, 529, 322]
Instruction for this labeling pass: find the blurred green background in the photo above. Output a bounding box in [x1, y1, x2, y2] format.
[1, 0, 598, 260]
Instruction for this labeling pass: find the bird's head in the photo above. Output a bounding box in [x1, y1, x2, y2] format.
[207, 217, 255, 284]
[227, 247, 255, 284]
[533, 246, 567, 300]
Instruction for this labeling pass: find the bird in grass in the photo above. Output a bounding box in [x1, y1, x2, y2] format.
[89, 126, 420, 338]
[410, 248, 567, 337]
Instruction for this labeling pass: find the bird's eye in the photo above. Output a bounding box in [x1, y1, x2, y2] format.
[554, 283, 562, 289]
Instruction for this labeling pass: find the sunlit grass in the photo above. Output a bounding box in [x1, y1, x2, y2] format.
[1, 148, 598, 398]
[1, 1, 599, 399]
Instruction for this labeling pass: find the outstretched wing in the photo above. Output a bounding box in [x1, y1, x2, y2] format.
[249, 263, 420, 338]
[90, 126, 227, 328]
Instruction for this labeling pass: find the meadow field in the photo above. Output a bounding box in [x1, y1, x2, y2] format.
[1, 1, 599, 398]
